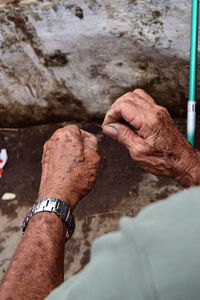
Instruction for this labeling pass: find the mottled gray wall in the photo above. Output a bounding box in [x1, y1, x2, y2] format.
[0, 0, 196, 126]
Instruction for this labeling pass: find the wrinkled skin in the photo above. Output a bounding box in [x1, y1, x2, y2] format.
[102, 89, 200, 187]
[0, 125, 100, 300]
[38, 125, 100, 209]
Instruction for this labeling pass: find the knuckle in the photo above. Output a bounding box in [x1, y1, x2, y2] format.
[151, 116, 159, 127]
[62, 125, 80, 137]
[132, 148, 140, 158]
[105, 108, 115, 120]
[64, 124, 78, 132]
[133, 88, 144, 94]
[43, 141, 48, 151]
[131, 145, 142, 158]
[156, 105, 168, 113]
[53, 128, 65, 138]
[154, 106, 169, 122]
[112, 93, 133, 108]
[124, 92, 134, 99]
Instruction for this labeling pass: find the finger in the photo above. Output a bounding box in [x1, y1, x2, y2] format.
[103, 122, 143, 152]
[80, 130, 100, 167]
[80, 129, 98, 151]
[111, 92, 151, 110]
[102, 100, 143, 130]
[63, 124, 82, 138]
[133, 89, 156, 104]
[50, 125, 82, 142]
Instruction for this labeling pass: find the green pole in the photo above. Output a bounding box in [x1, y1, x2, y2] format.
[187, 0, 199, 147]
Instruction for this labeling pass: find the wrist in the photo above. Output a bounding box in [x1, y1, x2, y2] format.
[23, 198, 75, 241]
[173, 148, 200, 188]
[37, 188, 80, 211]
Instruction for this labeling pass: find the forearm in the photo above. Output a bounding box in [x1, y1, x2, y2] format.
[0, 125, 99, 300]
[0, 212, 66, 300]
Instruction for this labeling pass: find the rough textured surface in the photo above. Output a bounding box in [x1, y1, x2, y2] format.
[1, 119, 193, 280]
[0, 0, 197, 126]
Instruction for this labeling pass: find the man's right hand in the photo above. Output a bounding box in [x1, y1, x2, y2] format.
[38, 125, 100, 210]
[102, 89, 200, 187]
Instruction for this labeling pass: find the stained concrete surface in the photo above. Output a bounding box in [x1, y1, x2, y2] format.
[0, 119, 193, 281]
[0, 0, 197, 126]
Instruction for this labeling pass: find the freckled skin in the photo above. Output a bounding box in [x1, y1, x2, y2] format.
[3, 89, 198, 300]
[38, 125, 100, 209]
[103, 89, 200, 188]
[0, 125, 100, 300]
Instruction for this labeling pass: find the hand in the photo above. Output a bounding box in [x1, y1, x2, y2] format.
[38, 125, 100, 209]
[102, 89, 200, 187]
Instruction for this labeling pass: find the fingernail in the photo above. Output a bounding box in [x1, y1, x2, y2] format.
[103, 125, 117, 139]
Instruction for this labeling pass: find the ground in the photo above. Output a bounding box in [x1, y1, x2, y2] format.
[0, 118, 193, 280]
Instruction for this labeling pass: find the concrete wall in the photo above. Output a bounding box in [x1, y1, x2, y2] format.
[0, 0, 196, 126]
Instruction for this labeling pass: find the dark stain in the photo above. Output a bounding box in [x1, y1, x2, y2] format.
[37, 241, 44, 248]
[12, 0, 20, 5]
[44, 50, 68, 67]
[80, 249, 90, 268]
[152, 10, 162, 19]
[0, 87, 89, 128]
[75, 7, 84, 19]
[0, 237, 5, 253]
[35, 215, 42, 221]
[0, 202, 18, 219]
[116, 62, 123, 67]
[7, 13, 42, 57]
[119, 32, 125, 37]
[18, 271, 24, 278]
[24, 264, 31, 270]
[4, 226, 20, 233]
[89, 64, 108, 80]
[81, 218, 91, 241]
[52, 4, 58, 12]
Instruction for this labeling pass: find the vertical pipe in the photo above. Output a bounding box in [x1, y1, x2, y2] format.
[187, 0, 199, 147]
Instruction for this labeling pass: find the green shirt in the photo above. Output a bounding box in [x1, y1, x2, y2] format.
[46, 187, 200, 300]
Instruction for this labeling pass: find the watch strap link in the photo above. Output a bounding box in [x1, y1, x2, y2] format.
[22, 198, 75, 241]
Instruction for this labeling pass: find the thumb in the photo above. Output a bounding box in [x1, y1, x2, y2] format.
[103, 122, 140, 150]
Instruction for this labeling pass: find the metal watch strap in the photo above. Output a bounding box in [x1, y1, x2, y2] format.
[21, 198, 75, 241]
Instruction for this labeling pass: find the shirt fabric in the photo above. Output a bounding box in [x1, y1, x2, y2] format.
[46, 187, 200, 300]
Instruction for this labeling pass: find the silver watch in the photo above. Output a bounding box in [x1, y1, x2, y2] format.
[22, 198, 75, 241]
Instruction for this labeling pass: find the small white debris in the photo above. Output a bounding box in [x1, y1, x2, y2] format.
[2, 193, 16, 201]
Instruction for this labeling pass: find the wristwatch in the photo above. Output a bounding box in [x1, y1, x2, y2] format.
[21, 198, 75, 241]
